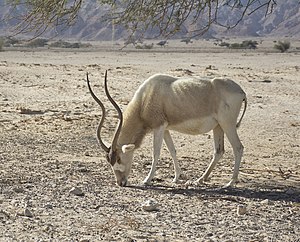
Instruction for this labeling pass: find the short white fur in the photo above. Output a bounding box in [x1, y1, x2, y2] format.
[88, 73, 247, 188]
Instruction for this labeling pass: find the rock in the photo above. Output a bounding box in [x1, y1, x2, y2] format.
[18, 108, 44, 115]
[44, 203, 53, 209]
[63, 114, 72, 121]
[237, 204, 247, 216]
[13, 187, 25, 193]
[141, 199, 159, 212]
[261, 199, 270, 205]
[84, 151, 90, 156]
[69, 187, 85, 196]
[77, 166, 89, 173]
[17, 208, 33, 218]
[24, 208, 33, 218]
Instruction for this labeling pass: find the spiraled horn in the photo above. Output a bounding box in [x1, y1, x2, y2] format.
[86, 72, 109, 153]
[103, 70, 123, 152]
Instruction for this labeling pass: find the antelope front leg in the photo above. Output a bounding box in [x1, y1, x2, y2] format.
[143, 124, 166, 185]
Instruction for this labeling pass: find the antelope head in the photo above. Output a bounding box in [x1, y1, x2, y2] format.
[87, 71, 135, 186]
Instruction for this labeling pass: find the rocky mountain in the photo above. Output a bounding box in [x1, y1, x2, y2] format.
[0, 0, 299, 40]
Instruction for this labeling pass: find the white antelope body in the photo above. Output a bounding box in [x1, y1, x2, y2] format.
[87, 71, 247, 187]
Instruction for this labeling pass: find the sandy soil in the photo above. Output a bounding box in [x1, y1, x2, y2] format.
[0, 40, 300, 241]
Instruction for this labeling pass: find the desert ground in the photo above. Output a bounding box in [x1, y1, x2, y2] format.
[0, 39, 299, 241]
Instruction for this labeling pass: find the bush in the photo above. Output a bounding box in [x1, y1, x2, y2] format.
[49, 40, 91, 48]
[229, 40, 258, 49]
[135, 43, 154, 49]
[4, 37, 20, 46]
[26, 38, 48, 47]
[241, 40, 258, 49]
[219, 41, 230, 47]
[274, 41, 290, 52]
[0, 38, 3, 51]
[230, 43, 242, 49]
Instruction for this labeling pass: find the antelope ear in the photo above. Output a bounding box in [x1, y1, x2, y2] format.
[121, 144, 135, 153]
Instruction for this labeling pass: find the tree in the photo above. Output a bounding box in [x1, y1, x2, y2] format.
[3, 0, 287, 38]
[4, 0, 82, 36]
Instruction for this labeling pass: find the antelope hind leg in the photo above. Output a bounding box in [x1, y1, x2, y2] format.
[196, 125, 224, 184]
[164, 130, 182, 183]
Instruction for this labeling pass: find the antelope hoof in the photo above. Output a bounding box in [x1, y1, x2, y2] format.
[195, 175, 209, 184]
[184, 176, 208, 187]
[142, 178, 152, 186]
[172, 174, 182, 183]
[184, 179, 201, 187]
[222, 179, 237, 189]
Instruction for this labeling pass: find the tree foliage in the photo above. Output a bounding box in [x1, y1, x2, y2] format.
[3, 0, 290, 38]
[4, 0, 82, 36]
[110, 0, 278, 38]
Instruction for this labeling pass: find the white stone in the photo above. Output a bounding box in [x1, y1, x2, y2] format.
[69, 187, 84, 196]
[141, 199, 159, 212]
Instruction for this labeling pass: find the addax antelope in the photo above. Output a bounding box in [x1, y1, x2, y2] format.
[87, 71, 247, 187]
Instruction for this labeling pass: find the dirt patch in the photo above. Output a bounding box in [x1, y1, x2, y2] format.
[1, 41, 299, 241]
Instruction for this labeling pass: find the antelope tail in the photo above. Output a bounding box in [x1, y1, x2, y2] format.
[236, 97, 247, 128]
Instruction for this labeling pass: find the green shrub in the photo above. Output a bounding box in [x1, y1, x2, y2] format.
[229, 40, 258, 49]
[219, 42, 230, 47]
[241, 40, 258, 49]
[135, 43, 154, 49]
[26, 38, 48, 47]
[4, 37, 20, 47]
[230, 43, 241, 49]
[49, 40, 91, 48]
[0, 38, 4, 51]
[274, 41, 290, 52]
[0, 36, 20, 48]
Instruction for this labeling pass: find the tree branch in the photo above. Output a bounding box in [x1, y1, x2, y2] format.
[3, 0, 293, 39]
